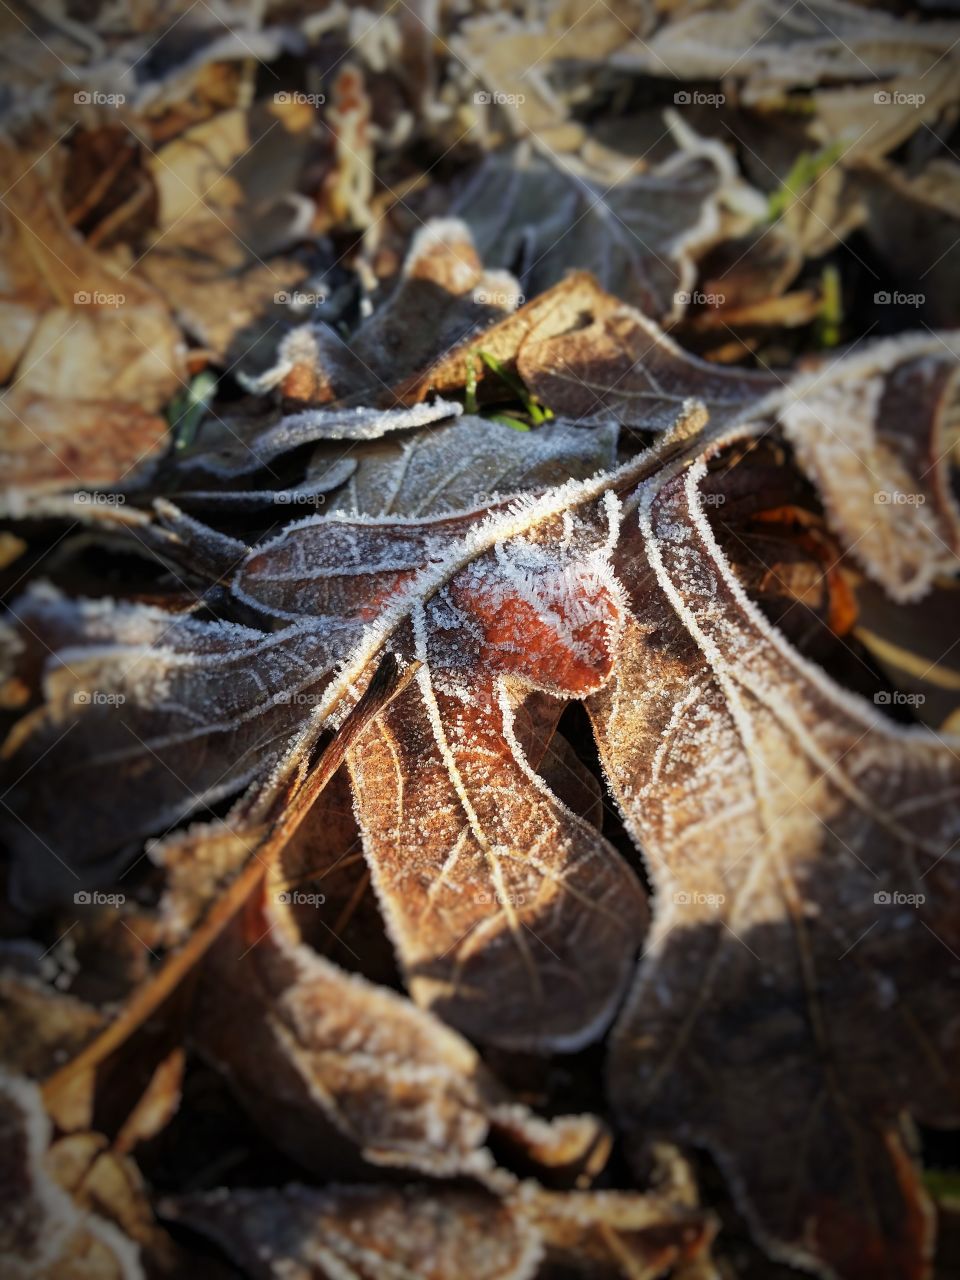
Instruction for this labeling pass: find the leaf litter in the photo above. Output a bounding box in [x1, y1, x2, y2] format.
[0, 3, 959, 1279]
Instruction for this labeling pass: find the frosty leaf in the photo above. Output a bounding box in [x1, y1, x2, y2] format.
[182, 399, 461, 480]
[517, 301, 777, 433]
[1, 588, 330, 907]
[0, 1073, 145, 1280]
[347, 498, 648, 1050]
[193, 877, 607, 1183]
[516, 1182, 715, 1279]
[613, 0, 960, 102]
[779, 334, 960, 602]
[248, 220, 520, 407]
[589, 443, 960, 1280]
[167, 1184, 542, 1280]
[319, 415, 618, 518]
[452, 132, 763, 322]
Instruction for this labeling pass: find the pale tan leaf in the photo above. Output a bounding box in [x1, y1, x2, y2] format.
[0, 1073, 145, 1280]
[779, 334, 960, 602]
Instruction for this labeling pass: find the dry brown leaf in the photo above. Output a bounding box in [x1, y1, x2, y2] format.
[587, 431, 960, 1279]
[167, 1183, 543, 1280]
[779, 334, 960, 602]
[250, 219, 521, 407]
[0, 390, 169, 515]
[0, 1073, 145, 1279]
[516, 299, 777, 431]
[193, 877, 607, 1183]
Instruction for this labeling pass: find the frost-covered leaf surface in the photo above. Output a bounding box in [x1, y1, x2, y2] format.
[612, 0, 960, 100]
[3, 10, 960, 1276]
[453, 138, 762, 322]
[590, 440, 960, 1280]
[517, 302, 777, 432]
[347, 497, 647, 1049]
[168, 1184, 542, 1280]
[320, 416, 618, 518]
[778, 335, 960, 602]
[194, 869, 607, 1182]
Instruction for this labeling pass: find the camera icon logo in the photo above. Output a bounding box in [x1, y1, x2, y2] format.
[474, 91, 491, 105]
[674, 91, 691, 104]
[874, 691, 891, 704]
[74, 891, 92, 904]
[874, 291, 890, 304]
[74, 291, 91, 305]
[874, 891, 891, 904]
[274, 92, 292, 105]
[873, 90, 891, 105]
[74, 91, 92, 105]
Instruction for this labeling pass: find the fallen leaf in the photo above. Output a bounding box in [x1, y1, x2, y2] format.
[167, 1183, 543, 1280]
[590, 430, 960, 1279]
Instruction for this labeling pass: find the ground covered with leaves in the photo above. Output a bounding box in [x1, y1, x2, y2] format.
[1, 2, 960, 1278]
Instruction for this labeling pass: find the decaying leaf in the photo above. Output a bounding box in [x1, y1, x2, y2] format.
[0, 1072, 145, 1279]
[591, 434, 960, 1279]
[613, 0, 960, 102]
[193, 865, 608, 1182]
[778, 334, 960, 602]
[167, 1184, 543, 1280]
[0, 392, 170, 516]
[247, 220, 521, 406]
[516, 299, 777, 431]
[453, 129, 764, 323]
[2, 14, 960, 1276]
